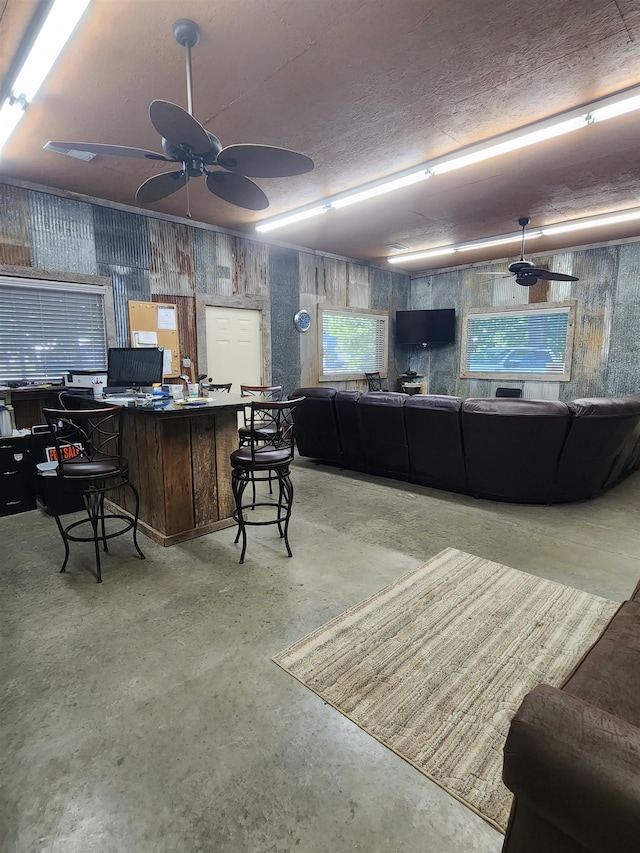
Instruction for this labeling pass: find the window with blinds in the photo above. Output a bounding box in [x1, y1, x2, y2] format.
[0, 277, 107, 383]
[461, 302, 575, 381]
[320, 308, 388, 381]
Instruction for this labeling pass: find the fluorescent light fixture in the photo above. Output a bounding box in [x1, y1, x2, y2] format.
[455, 231, 541, 252]
[256, 83, 640, 234]
[388, 208, 640, 265]
[589, 92, 640, 122]
[12, 0, 91, 103]
[542, 209, 640, 235]
[429, 117, 586, 175]
[330, 170, 430, 209]
[0, 100, 26, 150]
[388, 247, 456, 264]
[0, 0, 91, 156]
[256, 205, 329, 233]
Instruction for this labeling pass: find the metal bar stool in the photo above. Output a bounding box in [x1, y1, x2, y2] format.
[238, 385, 284, 501]
[230, 397, 304, 564]
[42, 402, 145, 583]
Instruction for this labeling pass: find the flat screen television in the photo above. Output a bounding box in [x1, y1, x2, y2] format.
[106, 347, 164, 392]
[395, 308, 455, 346]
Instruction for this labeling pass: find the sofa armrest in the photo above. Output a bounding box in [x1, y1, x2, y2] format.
[503, 684, 640, 853]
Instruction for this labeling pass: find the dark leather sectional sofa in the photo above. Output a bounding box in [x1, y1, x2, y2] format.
[291, 388, 640, 503]
[501, 578, 640, 852]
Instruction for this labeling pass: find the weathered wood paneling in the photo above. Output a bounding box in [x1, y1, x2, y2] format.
[235, 238, 268, 297]
[347, 262, 370, 308]
[153, 293, 196, 377]
[321, 256, 348, 306]
[0, 184, 31, 266]
[149, 219, 195, 296]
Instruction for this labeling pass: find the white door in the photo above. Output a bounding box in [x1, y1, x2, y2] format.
[205, 306, 262, 393]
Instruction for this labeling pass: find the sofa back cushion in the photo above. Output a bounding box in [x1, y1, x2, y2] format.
[290, 387, 342, 464]
[557, 396, 640, 500]
[335, 390, 364, 467]
[404, 395, 466, 491]
[357, 391, 410, 474]
[462, 398, 571, 502]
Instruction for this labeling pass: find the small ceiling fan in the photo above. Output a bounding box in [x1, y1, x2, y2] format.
[480, 218, 579, 286]
[45, 19, 314, 212]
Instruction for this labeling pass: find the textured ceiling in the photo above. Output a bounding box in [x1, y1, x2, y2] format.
[1, 0, 640, 273]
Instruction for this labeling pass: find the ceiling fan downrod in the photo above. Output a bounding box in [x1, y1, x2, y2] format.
[173, 19, 201, 116]
[518, 216, 530, 261]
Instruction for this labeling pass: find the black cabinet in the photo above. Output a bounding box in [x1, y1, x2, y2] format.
[0, 436, 36, 516]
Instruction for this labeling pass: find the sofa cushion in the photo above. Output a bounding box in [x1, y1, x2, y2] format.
[357, 391, 410, 474]
[561, 599, 640, 727]
[462, 398, 570, 502]
[556, 397, 640, 500]
[334, 390, 364, 467]
[290, 387, 342, 464]
[404, 395, 466, 491]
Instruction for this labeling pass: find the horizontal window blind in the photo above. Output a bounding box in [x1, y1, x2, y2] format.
[0, 278, 107, 383]
[321, 310, 387, 378]
[464, 305, 571, 378]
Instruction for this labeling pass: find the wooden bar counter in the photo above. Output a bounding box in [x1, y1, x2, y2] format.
[112, 395, 245, 546]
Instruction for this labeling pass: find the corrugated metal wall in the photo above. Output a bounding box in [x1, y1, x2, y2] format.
[409, 241, 640, 399]
[0, 182, 408, 393]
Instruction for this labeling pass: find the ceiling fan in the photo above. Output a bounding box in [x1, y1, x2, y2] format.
[45, 19, 314, 213]
[480, 218, 579, 286]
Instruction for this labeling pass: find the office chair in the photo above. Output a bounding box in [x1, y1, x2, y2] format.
[365, 371, 388, 392]
[230, 397, 304, 564]
[496, 387, 522, 398]
[42, 403, 145, 583]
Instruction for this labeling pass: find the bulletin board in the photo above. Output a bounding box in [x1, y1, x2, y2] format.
[127, 300, 181, 378]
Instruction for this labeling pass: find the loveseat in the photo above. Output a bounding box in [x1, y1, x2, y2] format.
[501, 580, 640, 852]
[290, 388, 640, 504]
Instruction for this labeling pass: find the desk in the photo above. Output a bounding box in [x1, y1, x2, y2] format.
[111, 395, 245, 546]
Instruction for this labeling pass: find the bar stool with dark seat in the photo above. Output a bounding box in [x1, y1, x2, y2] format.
[42, 402, 145, 583]
[230, 397, 304, 564]
[238, 384, 284, 445]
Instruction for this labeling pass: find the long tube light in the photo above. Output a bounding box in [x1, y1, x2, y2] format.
[387, 208, 640, 265]
[256, 167, 431, 233]
[255, 83, 640, 234]
[0, 0, 91, 156]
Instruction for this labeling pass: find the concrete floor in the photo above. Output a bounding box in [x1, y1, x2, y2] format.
[1, 460, 639, 853]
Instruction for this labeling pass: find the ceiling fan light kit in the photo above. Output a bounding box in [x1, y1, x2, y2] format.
[45, 19, 314, 213]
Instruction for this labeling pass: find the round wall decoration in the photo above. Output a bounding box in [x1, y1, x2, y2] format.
[293, 309, 311, 332]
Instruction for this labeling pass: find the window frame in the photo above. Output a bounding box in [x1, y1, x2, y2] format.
[0, 270, 116, 384]
[459, 300, 576, 382]
[318, 306, 389, 383]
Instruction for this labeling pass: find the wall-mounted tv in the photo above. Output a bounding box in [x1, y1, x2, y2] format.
[395, 308, 456, 346]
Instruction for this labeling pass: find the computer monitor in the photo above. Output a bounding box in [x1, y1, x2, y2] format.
[106, 347, 164, 393]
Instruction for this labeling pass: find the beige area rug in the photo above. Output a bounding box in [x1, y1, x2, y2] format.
[273, 548, 618, 832]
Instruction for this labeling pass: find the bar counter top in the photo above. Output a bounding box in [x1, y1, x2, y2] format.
[103, 393, 246, 415]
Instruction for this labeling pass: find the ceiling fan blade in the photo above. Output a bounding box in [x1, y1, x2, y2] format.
[136, 170, 187, 204]
[149, 100, 211, 156]
[527, 268, 579, 282]
[475, 271, 511, 277]
[46, 141, 168, 161]
[217, 144, 314, 177]
[206, 171, 269, 210]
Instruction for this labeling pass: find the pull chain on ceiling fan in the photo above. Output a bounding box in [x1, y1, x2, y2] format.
[478, 218, 579, 286]
[45, 19, 314, 212]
